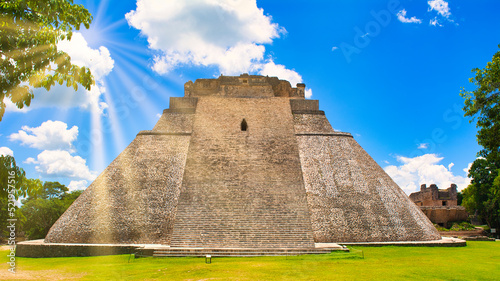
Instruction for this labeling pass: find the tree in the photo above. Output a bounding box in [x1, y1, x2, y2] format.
[0, 154, 26, 198]
[461, 159, 500, 228]
[25, 180, 68, 200]
[461, 45, 500, 161]
[1, 155, 83, 240]
[457, 192, 463, 206]
[0, 0, 94, 121]
[460, 45, 500, 230]
[0, 155, 27, 240]
[19, 185, 82, 239]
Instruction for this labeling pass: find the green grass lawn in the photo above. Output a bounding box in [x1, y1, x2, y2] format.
[1, 241, 499, 280]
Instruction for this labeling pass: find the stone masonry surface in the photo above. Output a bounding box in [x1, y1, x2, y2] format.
[410, 184, 468, 227]
[170, 97, 315, 248]
[44, 74, 440, 247]
[295, 129, 440, 241]
[45, 132, 191, 244]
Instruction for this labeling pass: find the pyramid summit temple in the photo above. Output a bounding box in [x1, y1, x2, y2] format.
[44, 74, 440, 248]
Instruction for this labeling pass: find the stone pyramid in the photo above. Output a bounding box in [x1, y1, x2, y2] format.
[45, 74, 440, 247]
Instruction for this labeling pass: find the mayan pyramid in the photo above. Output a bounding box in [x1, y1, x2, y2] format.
[45, 74, 440, 247]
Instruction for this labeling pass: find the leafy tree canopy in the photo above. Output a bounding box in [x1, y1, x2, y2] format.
[24, 180, 68, 200]
[0, 0, 94, 121]
[1, 155, 84, 240]
[462, 159, 500, 228]
[0, 154, 26, 198]
[460, 46, 500, 230]
[19, 186, 82, 240]
[461, 45, 500, 161]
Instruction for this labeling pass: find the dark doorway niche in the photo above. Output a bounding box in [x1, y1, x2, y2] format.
[241, 119, 248, 131]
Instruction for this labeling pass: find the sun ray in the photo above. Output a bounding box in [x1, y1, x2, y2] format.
[101, 81, 127, 157]
[94, 0, 111, 25]
[90, 107, 105, 172]
[110, 61, 163, 126]
[99, 18, 128, 34]
[103, 40, 156, 60]
[110, 46, 188, 91]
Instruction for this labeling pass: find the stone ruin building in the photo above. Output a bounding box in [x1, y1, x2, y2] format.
[44, 74, 440, 248]
[410, 184, 468, 227]
[410, 184, 459, 207]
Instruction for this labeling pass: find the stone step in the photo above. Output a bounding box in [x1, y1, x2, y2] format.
[169, 97, 316, 249]
[136, 247, 346, 257]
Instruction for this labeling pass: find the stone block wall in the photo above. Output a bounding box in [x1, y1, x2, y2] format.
[152, 98, 196, 133]
[45, 108, 193, 244]
[420, 206, 469, 227]
[170, 97, 315, 248]
[185, 75, 304, 98]
[410, 184, 459, 207]
[293, 112, 441, 242]
[290, 99, 320, 112]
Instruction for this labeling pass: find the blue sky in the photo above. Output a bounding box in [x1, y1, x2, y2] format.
[1, 0, 499, 194]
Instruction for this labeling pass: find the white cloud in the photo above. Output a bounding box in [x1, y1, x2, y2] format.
[68, 180, 89, 191]
[331, 46, 339, 51]
[397, 9, 422, 24]
[25, 157, 36, 164]
[428, 0, 451, 18]
[9, 120, 78, 151]
[384, 154, 471, 194]
[126, 0, 312, 98]
[125, 0, 310, 90]
[429, 17, 443, 27]
[256, 60, 312, 98]
[304, 89, 313, 99]
[463, 162, 472, 175]
[4, 99, 31, 113]
[12, 120, 97, 186]
[26, 150, 97, 181]
[57, 33, 114, 81]
[417, 143, 429, 149]
[258, 60, 302, 86]
[0, 147, 14, 156]
[126, 0, 285, 75]
[5, 33, 113, 114]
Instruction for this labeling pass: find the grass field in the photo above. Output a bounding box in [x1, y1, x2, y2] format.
[1, 241, 499, 280]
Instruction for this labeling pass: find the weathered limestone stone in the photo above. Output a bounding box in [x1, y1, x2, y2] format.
[45, 134, 190, 244]
[45, 74, 440, 246]
[410, 184, 468, 228]
[170, 97, 314, 248]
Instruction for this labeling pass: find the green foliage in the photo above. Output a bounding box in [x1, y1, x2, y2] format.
[0, 154, 26, 198]
[461, 161, 500, 231]
[23, 177, 43, 199]
[457, 191, 463, 205]
[460, 45, 500, 230]
[0, 0, 94, 121]
[433, 222, 476, 231]
[433, 224, 448, 231]
[460, 45, 500, 160]
[449, 222, 477, 231]
[462, 183, 478, 214]
[0, 155, 27, 240]
[26, 180, 69, 200]
[19, 184, 82, 240]
[0, 155, 82, 240]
